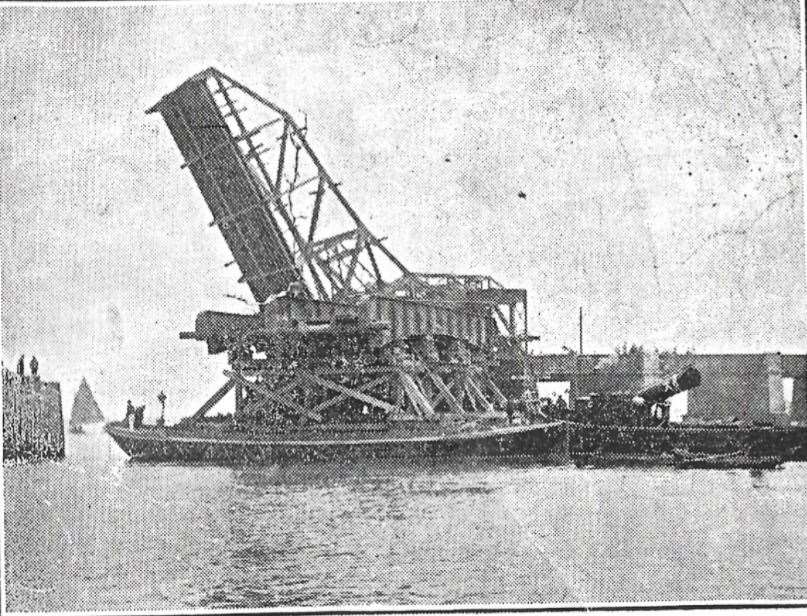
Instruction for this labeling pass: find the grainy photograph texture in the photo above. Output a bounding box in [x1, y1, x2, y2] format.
[1, 0, 806, 612]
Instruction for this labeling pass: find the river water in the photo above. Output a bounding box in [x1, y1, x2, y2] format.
[4, 426, 807, 611]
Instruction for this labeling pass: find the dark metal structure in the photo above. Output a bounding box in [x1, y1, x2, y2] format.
[632, 366, 701, 408]
[571, 366, 702, 427]
[148, 68, 533, 427]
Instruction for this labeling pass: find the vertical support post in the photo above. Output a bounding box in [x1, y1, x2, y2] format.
[579, 306, 583, 356]
[575, 307, 583, 412]
[564, 421, 571, 462]
[523, 295, 529, 355]
[509, 303, 515, 336]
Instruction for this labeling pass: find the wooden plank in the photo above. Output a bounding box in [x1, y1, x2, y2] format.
[209, 74, 306, 298]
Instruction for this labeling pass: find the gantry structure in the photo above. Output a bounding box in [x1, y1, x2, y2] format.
[149, 68, 534, 425]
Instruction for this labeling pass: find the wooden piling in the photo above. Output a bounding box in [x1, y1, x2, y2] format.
[2, 368, 65, 462]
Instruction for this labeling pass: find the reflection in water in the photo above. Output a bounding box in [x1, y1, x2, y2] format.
[232, 457, 545, 488]
[4, 430, 807, 610]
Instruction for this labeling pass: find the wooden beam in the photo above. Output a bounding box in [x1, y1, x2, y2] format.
[307, 177, 325, 243]
[238, 118, 282, 142]
[192, 379, 235, 419]
[323, 243, 363, 266]
[278, 175, 319, 197]
[398, 372, 435, 417]
[341, 234, 364, 294]
[310, 374, 391, 415]
[300, 372, 398, 415]
[365, 242, 383, 289]
[426, 370, 464, 414]
[465, 376, 494, 414]
[308, 229, 356, 253]
[276, 120, 288, 188]
[225, 370, 321, 421]
[448, 372, 468, 409]
[482, 374, 508, 407]
[238, 375, 306, 416]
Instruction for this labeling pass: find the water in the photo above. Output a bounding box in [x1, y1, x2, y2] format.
[4, 426, 807, 611]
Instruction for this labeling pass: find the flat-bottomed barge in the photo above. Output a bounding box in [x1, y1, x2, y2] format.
[106, 420, 565, 463]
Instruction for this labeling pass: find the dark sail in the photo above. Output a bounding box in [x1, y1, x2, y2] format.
[70, 378, 104, 426]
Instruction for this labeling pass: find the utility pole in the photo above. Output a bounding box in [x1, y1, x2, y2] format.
[575, 307, 583, 411]
[579, 306, 583, 356]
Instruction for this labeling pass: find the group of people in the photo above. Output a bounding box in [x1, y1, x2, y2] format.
[123, 390, 167, 430]
[503, 393, 569, 424]
[15, 355, 39, 379]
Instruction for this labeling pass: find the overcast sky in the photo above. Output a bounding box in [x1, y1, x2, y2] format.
[1, 1, 805, 421]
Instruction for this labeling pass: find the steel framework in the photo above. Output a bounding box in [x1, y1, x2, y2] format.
[150, 68, 534, 426]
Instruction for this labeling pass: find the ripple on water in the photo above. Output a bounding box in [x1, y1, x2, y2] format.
[4, 433, 807, 609]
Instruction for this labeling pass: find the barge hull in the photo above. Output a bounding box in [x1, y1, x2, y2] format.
[105, 422, 566, 464]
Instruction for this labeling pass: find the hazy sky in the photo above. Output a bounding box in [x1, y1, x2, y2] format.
[1, 1, 805, 421]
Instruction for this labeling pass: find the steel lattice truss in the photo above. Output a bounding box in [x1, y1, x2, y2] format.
[150, 67, 421, 304]
[151, 68, 538, 425]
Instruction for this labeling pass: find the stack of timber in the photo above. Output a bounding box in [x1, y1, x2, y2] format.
[2, 367, 65, 462]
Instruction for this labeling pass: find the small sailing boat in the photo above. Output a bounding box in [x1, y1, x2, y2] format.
[69, 377, 104, 434]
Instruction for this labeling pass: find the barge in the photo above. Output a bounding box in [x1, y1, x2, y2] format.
[105, 420, 566, 464]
